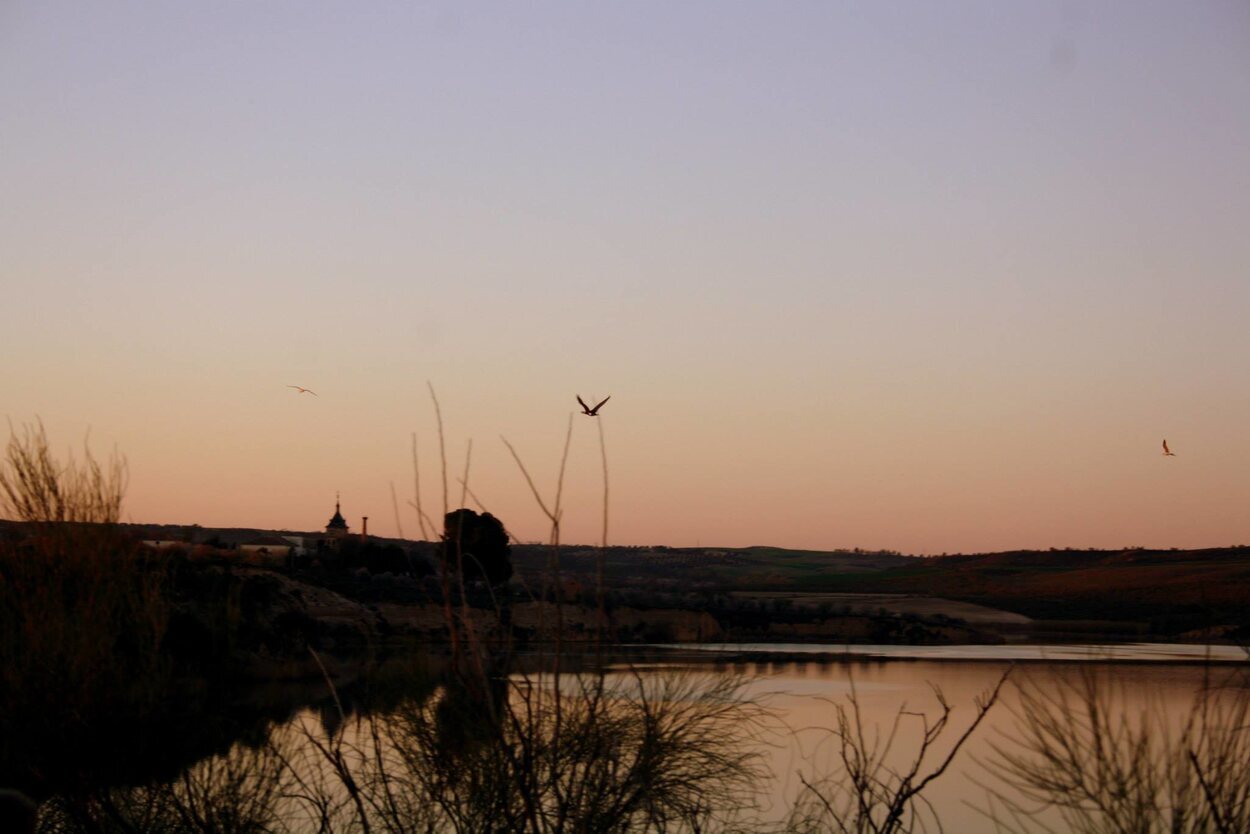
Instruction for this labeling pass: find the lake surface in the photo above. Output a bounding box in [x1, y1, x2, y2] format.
[646, 653, 1242, 831]
[23, 643, 1248, 832]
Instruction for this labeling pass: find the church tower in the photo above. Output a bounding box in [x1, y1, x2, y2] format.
[325, 493, 349, 537]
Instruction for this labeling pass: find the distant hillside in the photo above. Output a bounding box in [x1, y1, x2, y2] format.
[511, 544, 912, 589]
[506, 542, 1250, 635]
[32, 521, 1249, 634]
[783, 546, 1250, 632]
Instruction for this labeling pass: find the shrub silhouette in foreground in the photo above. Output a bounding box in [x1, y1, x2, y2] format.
[0, 422, 170, 794]
[982, 663, 1250, 834]
[787, 670, 1010, 834]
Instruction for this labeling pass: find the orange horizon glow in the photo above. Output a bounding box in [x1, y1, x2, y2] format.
[2, 3, 1247, 555]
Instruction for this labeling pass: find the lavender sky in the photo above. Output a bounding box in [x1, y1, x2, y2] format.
[2, 2, 1248, 553]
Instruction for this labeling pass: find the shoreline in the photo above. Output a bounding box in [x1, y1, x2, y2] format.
[633, 641, 1250, 666]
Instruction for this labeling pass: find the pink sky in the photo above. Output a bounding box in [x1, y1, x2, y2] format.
[2, 3, 1248, 553]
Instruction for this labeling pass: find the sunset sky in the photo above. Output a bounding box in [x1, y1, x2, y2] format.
[2, 2, 1248, 554]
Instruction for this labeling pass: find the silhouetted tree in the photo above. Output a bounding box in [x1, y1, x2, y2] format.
[444, 509, 511, 587]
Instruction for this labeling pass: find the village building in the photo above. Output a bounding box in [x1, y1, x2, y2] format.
[239, 534, 293, 566]
[281, 535, 310, 557]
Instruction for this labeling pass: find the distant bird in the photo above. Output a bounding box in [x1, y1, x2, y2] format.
[1162, 439, 1176, 457]
[288, 385, 318, 396]
[577, 395, 610, 416]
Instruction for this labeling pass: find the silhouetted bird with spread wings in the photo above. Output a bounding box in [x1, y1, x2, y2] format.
[288, 385, 318, 396]
[577, 395, 610, 416]
[1162, 439, 1176, 456]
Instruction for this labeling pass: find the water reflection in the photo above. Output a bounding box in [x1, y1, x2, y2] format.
[26, 657, 771, 833]
[15, 649, 1250, 833]
[741, 659, 1250, 833]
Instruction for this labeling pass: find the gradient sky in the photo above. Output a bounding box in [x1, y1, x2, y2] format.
[2, 2, 1248, 553]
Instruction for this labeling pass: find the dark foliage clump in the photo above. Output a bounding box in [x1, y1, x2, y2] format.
[444, 508, 511, 587]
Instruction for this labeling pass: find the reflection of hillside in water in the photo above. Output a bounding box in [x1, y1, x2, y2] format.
[2, 653, 441, 807]
[21, 653, 771, 833]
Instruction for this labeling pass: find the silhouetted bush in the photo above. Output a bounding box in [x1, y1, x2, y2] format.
[0, 423, 170, 795]
[443, 508, 511, 587]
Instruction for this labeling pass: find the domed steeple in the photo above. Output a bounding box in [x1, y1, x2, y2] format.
[326, 493, 349, 536]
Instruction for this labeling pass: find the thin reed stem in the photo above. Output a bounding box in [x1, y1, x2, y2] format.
[388, 481, 404, 541]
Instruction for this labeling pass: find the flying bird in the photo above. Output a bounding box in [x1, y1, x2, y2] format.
[287, 385, 318, 396]
[577, 395, 610, 416]
[1162, 439, 1176, 456]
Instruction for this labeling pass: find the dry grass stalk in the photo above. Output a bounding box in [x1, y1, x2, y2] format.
[0, 419, 126, 525]
[788, 668, 1010, 834]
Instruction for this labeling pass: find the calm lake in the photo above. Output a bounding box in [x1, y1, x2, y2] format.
[649, 644, 1247, 831]
[24, 642, 1249, 832]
